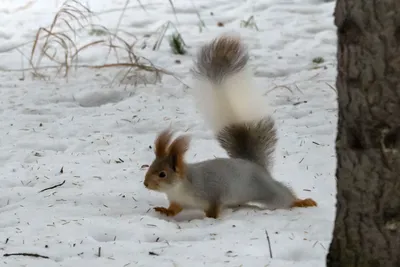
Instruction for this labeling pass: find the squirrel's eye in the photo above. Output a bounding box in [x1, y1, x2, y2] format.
[158, 171, 167, 178]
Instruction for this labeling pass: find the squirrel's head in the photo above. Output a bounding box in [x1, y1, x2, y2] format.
[144, 129, 190, 192]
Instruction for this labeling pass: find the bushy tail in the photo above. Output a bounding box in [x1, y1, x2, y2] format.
[216, 118, 277, 170]
[192, 34, 277, 170]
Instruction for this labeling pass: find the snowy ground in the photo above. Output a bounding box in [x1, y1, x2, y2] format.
[0, 0, 337, 266]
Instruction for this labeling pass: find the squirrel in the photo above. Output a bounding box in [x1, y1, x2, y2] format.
[143, 34, 317, 219]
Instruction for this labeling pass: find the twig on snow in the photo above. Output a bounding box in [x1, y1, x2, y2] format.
[3, 253, 49, 259]
[265, 230, 273, 258]
[38, 180, 66, 193]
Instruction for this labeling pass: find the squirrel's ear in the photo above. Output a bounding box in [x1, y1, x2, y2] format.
[168, 134, 190, 174]
[154, 129, 174, 157]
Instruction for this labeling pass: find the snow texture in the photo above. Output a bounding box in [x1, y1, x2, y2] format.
[0, 0, 337, 266]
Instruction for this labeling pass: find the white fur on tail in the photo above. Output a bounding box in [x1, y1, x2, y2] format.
[191, 34, 270, 133]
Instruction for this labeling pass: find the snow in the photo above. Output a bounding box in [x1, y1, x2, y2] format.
[0, 0, 337, 266]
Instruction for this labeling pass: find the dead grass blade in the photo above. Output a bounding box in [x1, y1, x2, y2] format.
[168, 0, 179, 23]
[30, 0, 92, 77]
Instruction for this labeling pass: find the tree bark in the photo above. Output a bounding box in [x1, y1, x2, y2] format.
[327, 1, 400, 267]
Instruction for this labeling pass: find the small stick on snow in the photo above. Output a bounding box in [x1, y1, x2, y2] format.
[293, 100, 307, 106]
[38, 180, 66, 193]
[98, 247, 101, 257]
[3, 253, 49, 259]
[265, 230, 273, 258]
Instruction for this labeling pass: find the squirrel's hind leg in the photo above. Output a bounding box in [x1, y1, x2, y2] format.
[154, 202, 183, 217]
[204, 202, 221, 219]
[291, 198, 318, 208]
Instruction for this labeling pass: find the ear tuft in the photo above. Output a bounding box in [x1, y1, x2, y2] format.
[154, 128, 174, 157]
[168, 134, 191, 174]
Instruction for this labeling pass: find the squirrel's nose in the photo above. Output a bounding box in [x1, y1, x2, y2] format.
[144, 181, 148, 187]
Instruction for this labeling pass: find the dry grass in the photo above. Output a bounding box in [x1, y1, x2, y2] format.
[29, 0, 91, 78]
[240, 16, 259, 31]
[265, 72, 336, 96]
[12, 0, 184, 84]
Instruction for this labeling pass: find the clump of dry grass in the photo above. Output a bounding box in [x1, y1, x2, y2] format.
[30, 0, 92, 77]
[26, 0, 178, 83]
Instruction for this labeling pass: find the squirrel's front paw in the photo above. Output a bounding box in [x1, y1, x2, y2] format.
[154, 207, 174, 216]
[154, 202, 183, 217]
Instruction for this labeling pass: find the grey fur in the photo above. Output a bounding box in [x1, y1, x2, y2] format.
[191, 35, 249, 84]
[217, 117, 277, 170]
[184, 158, 296, 209]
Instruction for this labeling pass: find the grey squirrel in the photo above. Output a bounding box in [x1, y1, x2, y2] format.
[143, 34, 317, 219]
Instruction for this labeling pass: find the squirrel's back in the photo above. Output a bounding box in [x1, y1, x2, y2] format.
[186, 158, 295, 209]
[192, 34, 277, 170]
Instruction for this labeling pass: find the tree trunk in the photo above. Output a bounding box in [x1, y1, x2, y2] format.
[327, 1, 400, 266]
